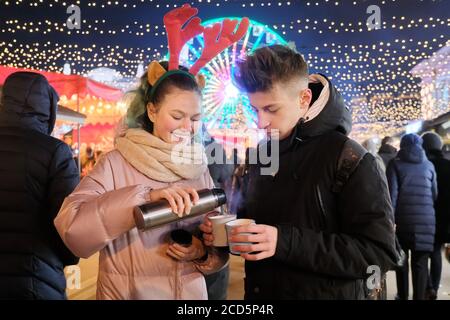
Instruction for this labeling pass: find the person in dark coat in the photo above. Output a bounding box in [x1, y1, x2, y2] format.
[203, 131, 235, 193]
[202, 128, 234, 300]
[422, 132, 450, 299]
[0, 72, 80, 299]
[378, 136, 397, 168]
[386, 133, 437, 300]
[202, 45, 397, 299]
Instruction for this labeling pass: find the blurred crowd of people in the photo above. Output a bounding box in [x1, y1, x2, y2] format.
[362, 134, 450, 300]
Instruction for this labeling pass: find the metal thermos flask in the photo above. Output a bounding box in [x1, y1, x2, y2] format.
[134, 188, 227, 231]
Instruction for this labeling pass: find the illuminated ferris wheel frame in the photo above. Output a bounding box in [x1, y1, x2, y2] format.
[165, 18, 287, 131]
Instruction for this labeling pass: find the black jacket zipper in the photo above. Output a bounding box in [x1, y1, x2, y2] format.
[315, 184, 326, 227]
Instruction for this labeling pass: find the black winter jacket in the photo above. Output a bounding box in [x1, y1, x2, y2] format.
[0, 72, 79, 299]
[238, 74, 397, 300]
[425, 149, 450, 244]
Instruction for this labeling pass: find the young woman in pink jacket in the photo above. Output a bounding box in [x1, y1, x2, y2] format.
[54, 61, 228, 299]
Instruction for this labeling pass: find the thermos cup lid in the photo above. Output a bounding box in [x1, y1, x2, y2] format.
[211, 188, 227, 206]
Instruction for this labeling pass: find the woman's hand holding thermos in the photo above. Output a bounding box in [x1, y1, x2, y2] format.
[148, 186, 200, 217]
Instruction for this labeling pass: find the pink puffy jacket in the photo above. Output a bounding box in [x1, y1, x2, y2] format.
[55, 150, 225, 300]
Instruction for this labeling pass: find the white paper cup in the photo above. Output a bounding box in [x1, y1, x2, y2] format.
[209, 214, 237, 247]
[225, 219, 256, 255]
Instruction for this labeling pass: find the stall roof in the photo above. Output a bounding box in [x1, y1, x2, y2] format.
[0, 65, 123, 101]
[57, 105, 86, 125]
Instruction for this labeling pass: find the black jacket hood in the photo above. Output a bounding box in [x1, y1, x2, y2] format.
[278, 74, 351, 152]
[0, 71, 58, 135]
[299, 73, 351, 138]
[426, 148, 445, 160]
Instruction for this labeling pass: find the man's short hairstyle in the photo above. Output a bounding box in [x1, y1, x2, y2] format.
[234, 45, 309, 93]
[381, 136, 394, 146]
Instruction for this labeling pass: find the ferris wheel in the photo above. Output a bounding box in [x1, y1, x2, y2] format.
[168, 18, 288, 131]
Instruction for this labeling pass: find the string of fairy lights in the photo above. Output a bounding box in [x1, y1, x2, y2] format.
[1, 39, 445, 99]
[0, 0, 449, 142]
[3, 15, 447, 36]
[3, 0, 440, 9]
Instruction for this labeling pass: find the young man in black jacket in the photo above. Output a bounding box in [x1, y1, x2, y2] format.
[202, 45, 397, 299]
[0, 72, 80, 299]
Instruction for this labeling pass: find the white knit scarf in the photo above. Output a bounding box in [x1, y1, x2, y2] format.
[116, 128, 207, 183]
